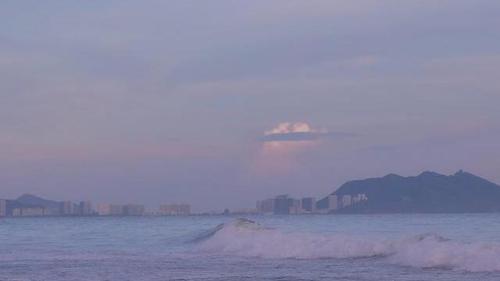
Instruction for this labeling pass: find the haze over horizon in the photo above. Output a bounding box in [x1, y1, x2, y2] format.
[2, 1, 500, 211]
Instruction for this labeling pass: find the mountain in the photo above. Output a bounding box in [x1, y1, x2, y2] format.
[5, 194, 62, 215]
[16, 194, 61, 209]
[316, 170, 500, 213]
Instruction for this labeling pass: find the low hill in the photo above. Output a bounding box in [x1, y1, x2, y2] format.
[16, 194, 61, 210]
[5, 194, 62, 215]
[316, 170, 500, 213]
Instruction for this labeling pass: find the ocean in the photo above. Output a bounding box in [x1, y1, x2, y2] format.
[1, 214, 500, 281]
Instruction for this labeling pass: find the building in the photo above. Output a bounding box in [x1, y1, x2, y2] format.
[110, 205, 125, 216]
[0, 199, 6, 217]
[352, 193, 368, 204]
[159, 204, 191, 216]
[289, 199, 302, 214]
[78, 201, 93, 216]
[124, 204, 145, 216]
[258, 195, 320, 215]
[96, 204, 145, 216]
[328, 195, 339, 211]
[256, 198, 274, 214]
[341, 195, 352, 208]
[59, 201, 74, 216]
[12, 207, 48, 217]
[273, 195, 291, 215]
[301, 197, 316, 213]
[96, 203, 112, 216]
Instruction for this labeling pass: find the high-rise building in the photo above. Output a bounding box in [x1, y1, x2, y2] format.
[124, 204, 145, 216]
[301, 197, 316, 213]
[96, 203, 112, 216]
[79, 201, 93, 216]
[59, 201, 74, 216]
[110, 205, 125, 216]
[256, 198, 274, 214]
[328, 195, 339, 211]
[341, 195, 352, 208]
[273, 195, 290, 215]
[289, 199, 302, 214]
[0, 199, 6, 217]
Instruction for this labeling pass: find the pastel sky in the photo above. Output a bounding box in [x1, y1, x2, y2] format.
[1, 1, 500, 211]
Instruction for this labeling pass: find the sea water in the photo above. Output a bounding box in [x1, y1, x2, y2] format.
[1, 214, 500, 281]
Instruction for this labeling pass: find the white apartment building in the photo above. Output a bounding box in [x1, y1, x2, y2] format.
[342, 195, 352, 208]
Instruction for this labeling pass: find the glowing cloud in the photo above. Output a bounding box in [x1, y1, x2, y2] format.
[252, 122, 325, 175]
[252, 122, 358, 175]
[261, 122, 327, 142]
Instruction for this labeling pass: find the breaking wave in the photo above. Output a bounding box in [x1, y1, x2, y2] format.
[196, 219, 500, 272]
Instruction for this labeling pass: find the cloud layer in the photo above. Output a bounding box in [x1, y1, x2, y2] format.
[261, 122, 356, 142]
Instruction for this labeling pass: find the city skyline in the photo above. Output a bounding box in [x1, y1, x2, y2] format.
[2, 169, 499, 216]
[0, 193, 192, 217]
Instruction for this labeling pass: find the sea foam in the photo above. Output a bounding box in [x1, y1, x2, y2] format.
[197, 220, 500, 272]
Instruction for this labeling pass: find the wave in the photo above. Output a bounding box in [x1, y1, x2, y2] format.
[189, 218, 267, 243]
[196, 219, 500, 272]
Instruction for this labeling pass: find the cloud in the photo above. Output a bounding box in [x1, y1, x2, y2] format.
[260, 122, 356, 142]
[261, 122, 320, 141]
[253, 122, 356, 176]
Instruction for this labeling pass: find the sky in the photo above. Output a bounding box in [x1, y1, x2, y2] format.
[1, 0, 500, 211]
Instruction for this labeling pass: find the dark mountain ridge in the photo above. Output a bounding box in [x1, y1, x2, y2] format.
[317, 170, 500, 213]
